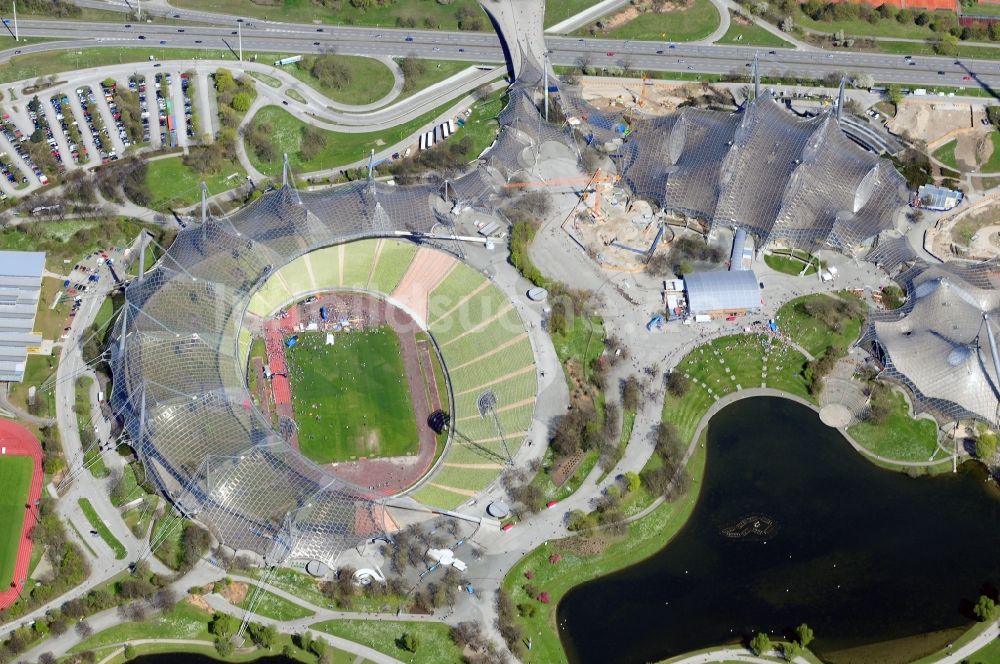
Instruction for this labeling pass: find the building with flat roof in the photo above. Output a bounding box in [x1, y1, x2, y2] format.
[0, 251, 44, 382]
[684, 270, 762, 316]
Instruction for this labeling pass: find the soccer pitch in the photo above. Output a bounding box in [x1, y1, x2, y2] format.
[0, 455, 33, 588]
[286, 328, 419, 464]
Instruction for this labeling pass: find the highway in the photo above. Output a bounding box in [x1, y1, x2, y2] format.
[4, 15, 1000, 90]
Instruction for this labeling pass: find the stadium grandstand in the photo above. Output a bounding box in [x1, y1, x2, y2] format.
[246, 239, 537, 511]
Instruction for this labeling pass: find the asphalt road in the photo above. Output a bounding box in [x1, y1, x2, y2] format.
[5, 17, 1000, 90]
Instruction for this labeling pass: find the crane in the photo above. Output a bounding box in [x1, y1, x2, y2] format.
[503, 169, 620, 219]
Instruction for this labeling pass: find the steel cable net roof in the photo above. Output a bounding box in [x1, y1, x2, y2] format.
[109, 181, 464, 566]
[581, 91, 908, 252]
[862, 258, 1000, 425]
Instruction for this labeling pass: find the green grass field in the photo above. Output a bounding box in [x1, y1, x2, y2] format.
[575, 0, 721, 41]
[145, 156, 246, 209]
[847, 390, 941, 462]
[237, 584, 314, 621]
[78, 498, 126, 560]
[286, 328, 418, 464]
[286, 55, 394, 106]
[715, 15, 793, 47]
[544, 0, 602, 27]
[0, 456, 33, 589]
[763, 250, 820, 276]
[310, 619, 463, 664]
[247, 95, 468, 175]
[933, 139, 960, 170]
[775, 293, 865, 358]
[0, 217, 158, 272]
[169, 0, 487, 30]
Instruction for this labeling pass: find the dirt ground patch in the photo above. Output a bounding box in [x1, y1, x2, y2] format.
[186, 594, 211, 612]
[217, 581, 249, 606]
[889, 101, 971, 144]
[561, 533, 613, 556]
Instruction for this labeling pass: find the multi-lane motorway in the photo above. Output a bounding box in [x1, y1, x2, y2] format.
[5, 7, 1000, 91]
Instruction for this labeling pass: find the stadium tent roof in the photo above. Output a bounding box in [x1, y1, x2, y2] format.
[684, 270, 761, 314]
[0, 251, 44, 382]
[865, 259, 1000, 425]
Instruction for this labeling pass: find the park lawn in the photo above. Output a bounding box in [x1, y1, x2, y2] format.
[0, 456, 33, 589]
[70, 601, 214, 653]
[286, 329, 418, 464]
[109, 463, 143, 507]
[7, 353, 57, 418]
[504, 439, 708, 664]
[247, 96, 467, 176]
[169, 0, 488, 30]
[76, 375, 109, 479]
[793, 8, 941, 39]
[933, 139, 959, 170]
[875, 38, 1000, 61]
[249, 71, 281, 88]
[763, 249, 820, 276]
[145, 155, 246, 209]
[0, 47, 298, 85]
[311, 619, 462, 664]
[550, 313, 606, 387]
[237, 584, 314, 621]
[715, 15, 793, 47]
[847, 390, 940, 461]
[95, 635, 346, 664]
[775, 293, 865, 357]
[0, 217, 157, 272]
[456, 89, 505, 160]
[397, 60, 478, 101]
[151, 515, 189, 570]
[575, 0, 721, 41]
[78, 498, 127, 559]
[287, 55, 394, 106]
[981, 131, 1000, 173]
[33, 277, 72, 342]
[666, 334, 812, 440]
[544, 0, 602, 27]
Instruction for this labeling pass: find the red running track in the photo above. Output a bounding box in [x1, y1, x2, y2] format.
[0, 419, 42, 611]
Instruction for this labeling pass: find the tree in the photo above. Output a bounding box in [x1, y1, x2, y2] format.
[666, 371, 690, 398]
[976, 428, 998, 461]
[623, 471, 641, 494]
[796, 623, 814, 647]
[75, 620, 93, 638]
[934, 34, 959, 56]
[622, 375, 641, 411]
[123, 644, 136, 659]
[782, 641, 802, 660]
[208, 612, 237, 640]
[749, 632, 771, 656]
[780, 15, 794, 31]
[974, 595, 999, 622]
[231, 92, 251, 113]
[888, 85, 903, 107]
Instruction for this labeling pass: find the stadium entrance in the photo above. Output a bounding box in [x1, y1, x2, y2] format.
[247, 292, 446, 494]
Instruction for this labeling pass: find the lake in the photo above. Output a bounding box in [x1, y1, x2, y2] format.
[558, 397, 1000, 664]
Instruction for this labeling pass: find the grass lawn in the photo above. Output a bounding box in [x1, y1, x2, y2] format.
[286, 55, 394, 106]
[456, 89, 505, 160]
[0, 47, 301, 85]
[76, 375, 109, 479]
[715, 15, 793, 47]
[875, 37, 1000, 61]
[0, 456, 33, 588]
[397, 60, 477, 102]
[33, 276, 72, 342]
[982, 131, 1000, 173]
[504, 440, 708, 664]
[545, 0, 602, 27]
[0, 217, 157, 272]
[775, 293, 865, 358]
[78, 498, 126, 559]
[7, 353, 57, 418]
[666, 334, 812, 442]
[847, 390, 941, 461]
[249, 71, 281, 88]
[70, 601, 213, 653]
[311, 619, 463, 664]
[237, 584, 314, 621]
[286, 329, 418, 464]
[794, 8, 941, 39]
[550, 314, 606, 387]
[763, 249, 821, 276]
[169, 0, 488, 30]
[574, 0, 721, 41]
[145, 155, 246, 209]
[934, 139, 959, 170]
[247, 94, 469, 176]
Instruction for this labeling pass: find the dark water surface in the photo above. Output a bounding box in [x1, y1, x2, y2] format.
[131, 654, 295, 664]
[558, 397, 1000, 664]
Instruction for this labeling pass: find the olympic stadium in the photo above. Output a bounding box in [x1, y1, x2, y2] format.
[105, 37, 943, 568]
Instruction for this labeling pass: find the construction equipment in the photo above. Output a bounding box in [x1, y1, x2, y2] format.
[503, 169, 620, 219]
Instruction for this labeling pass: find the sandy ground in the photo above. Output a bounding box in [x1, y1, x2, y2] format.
[889, 100, 971, 144]
[580, 78, 721, 115]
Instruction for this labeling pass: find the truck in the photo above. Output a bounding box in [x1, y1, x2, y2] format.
[693, 314, 711, 323]
[646, 315, 664, 332]
[274, 55, 303, 67]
